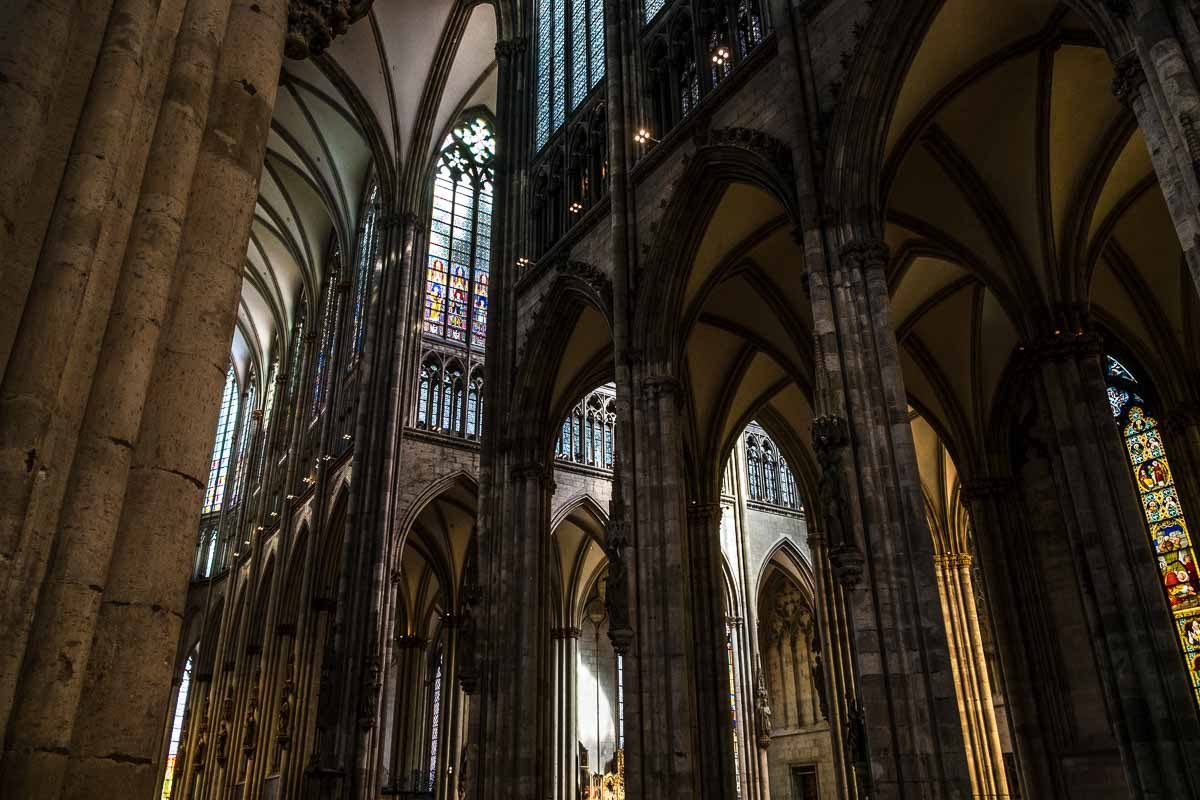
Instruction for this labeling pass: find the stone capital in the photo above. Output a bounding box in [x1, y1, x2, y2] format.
[686, 501, 723, 523]
[286, 0, 372, 60]
[958, 477, 1013, 503]
[1112, 51, 1146, 107]
[829, 543, 865, 589]
[495, 37, 529, 61]
[642, 374, 683, 399]
[837, 238, 889, 273]
[811, 415, 849, 462]
[551, 626, 582, 640]
[395, 633, 427, 650]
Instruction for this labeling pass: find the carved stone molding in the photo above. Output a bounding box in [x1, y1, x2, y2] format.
[837, 238, 889, 274]
[495, 37, 529, 61]
[642, 374, 683, 400]
[551, 626, 583, 640]
[829, 543, 866, 589]
[1023, 329, 1103, 364]
[693, 126, 795, 184]
[555, 258, 614, 311]
[686, 501, 723, 523]
[812, 415, 861, 583]
[959, 477, 1013, 503]
[286, 0, 371, 60]
[1112, 51, 1146, 107]
[395, 633, 427, 650]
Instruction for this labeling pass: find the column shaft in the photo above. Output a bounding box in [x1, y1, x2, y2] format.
[59, 0, 287, 794]
[0, 0, 235, 788]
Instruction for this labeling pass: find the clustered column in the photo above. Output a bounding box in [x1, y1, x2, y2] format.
[806, 238, 973, 798]
[1024, 331, 1199, 793]
[0, 0, 362, 797]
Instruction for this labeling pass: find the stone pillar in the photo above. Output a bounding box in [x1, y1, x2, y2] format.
[808, 238, 972, 798]
[476, 463, 552, 800]
[1111, 38, 1200, 299]
[0, 0, 178, 734]
[805, 525, 856, 800]
[0, 0, 236, 767]
[688, 502, 738, 799]
[621, 373, 731, 800]
[54, 0, 288, 794]
[1024, 331, 1200, 794]
[552, 625, 581, 800]
[932, 552, 1009, 798]
[0, 0, 113, 368]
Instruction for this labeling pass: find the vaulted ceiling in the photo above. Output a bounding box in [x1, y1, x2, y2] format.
[232, 0, 500, 385]
[680, 183, 816, 496]
[884, 0, 1199, 470]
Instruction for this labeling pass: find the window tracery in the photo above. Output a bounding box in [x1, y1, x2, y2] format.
[203, 365, 239, 515]
[641, 0, 769, 141]
[351, 182, 381, 356]
[743, 424, 801, 510]
[556, 384, 617, 469]
[159, 655, 193, 800]
[1105, 353, 1200, 707]
[424, 116, 494, 349]
[417, 352, 483, 440]
[537, 0, 605, 150]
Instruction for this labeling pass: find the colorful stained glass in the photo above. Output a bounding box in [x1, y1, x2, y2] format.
[727, 638, 742, 798]
[352, 183, 380, 354]
[423, 117, 494, 349]
[312, 252, 341, 418]
[590, 0, 605, 91]
[160, 656, 193, 800]
[1118, 403, 1200, 707]
[1107, 386, 1130, 417]
[1177, 609, 1200, 706]
[202, 366, 239, 514]
[429, 655, 443, 790]
[229, 375, 257, 507]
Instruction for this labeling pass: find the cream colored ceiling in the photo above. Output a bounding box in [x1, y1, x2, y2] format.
[886, 0, 1195, 466]
[910, 410, 968, 556]
[551, 306, 613, 417]
[551, 506, 608, 627]
[679, 184, 816, 489]
[235, 1, 499, 382]
[397, 478, 477, 636]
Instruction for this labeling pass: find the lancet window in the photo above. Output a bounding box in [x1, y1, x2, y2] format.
[159, 655, 193, 800]
[536, 0, 605, 150]
[555, 384, 617, 469]
[351, 182, 381, 357]
[423, 116, 494, 349]
[743, 424, 801, 510]
[202, 365, 239, 515]
[417, 352, 483, 440]
[1105, 353, 1200, 707]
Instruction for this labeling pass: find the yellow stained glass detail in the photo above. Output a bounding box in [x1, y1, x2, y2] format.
[1124, 406, 1200, 707]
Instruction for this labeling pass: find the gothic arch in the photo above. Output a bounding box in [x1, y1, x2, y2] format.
[635, 140, 799, 368]
[512, 268, 615, 465]
[824, 0, 1132, 237]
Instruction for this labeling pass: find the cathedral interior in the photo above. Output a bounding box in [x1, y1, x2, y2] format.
[4, 0, 1200, 798]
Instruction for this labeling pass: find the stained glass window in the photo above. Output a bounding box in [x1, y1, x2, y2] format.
[467, 373, 482, 439]
[727, 636, 742, 798]
[352, 183, 381, 356]
[160, 656, 193, 800]
[538, 0, 604, 147]
[424, 117, 494, 349]
[202, 365, 239, 514]
[762, 441, 778, 504]
[1107, 356, 1200, 708]
[555, 385, 617, 469]
[312, 254, 341, 418]
[644, 0, 666, 23]
[746, 440, 761, 500]
[229, 372, 257, 507]
[429, 653, 443, 790]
